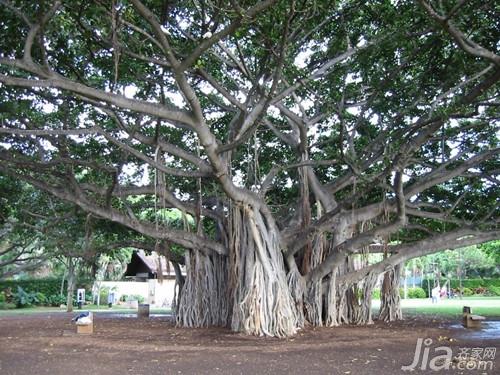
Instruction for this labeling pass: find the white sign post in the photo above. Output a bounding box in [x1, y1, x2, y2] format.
[77, 288, 85, 309]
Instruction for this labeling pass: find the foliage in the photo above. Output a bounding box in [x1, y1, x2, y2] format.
[13, 286, 41, 307]
[34, 292, 47, 305]
[0, 291, 5, 302]
[487, 286, 500, 296]
[0, 302, 16, 310]
[0, 175, 144, 282]
[415, 246, 497, 280]
[479, 241, 500, 274]
[422, 278, 500, 296]
[0, 278, 94, 306]
[127, 294, 145, 303]
[0, 278, 67, 296]
[372, 287, 427, 300]
[407, 287, 426, 299]
[460, 287, 474, 297]
[449, 278, 500, 289]
[46, 294, 66, 307]
[99, 289, 110, 305]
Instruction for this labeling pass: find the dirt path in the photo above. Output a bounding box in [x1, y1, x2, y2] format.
[0, 313, 498, 374]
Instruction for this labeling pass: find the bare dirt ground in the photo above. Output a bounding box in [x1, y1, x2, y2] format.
[0, 312, 498, 375]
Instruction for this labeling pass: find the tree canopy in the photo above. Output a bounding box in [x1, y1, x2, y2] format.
[0, 0, 498, 337]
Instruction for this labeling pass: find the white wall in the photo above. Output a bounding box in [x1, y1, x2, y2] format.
[93, 279, 176, 308]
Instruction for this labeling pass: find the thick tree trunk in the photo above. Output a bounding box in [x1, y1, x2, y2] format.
[66, 257, 76, 313]
[379, 264, 403, 322]
[229, 205, 298, 337]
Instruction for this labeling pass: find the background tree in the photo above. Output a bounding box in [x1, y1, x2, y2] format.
[0, 177, 159, 310]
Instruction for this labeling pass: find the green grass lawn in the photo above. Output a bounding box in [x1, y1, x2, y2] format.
[2, 297, 499, 319]
[372, 296, 500, 317]
[0, 304, 171, 316]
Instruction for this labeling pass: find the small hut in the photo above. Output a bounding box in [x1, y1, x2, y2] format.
[96, 251, 182, 307]
[123, 250, 175, 281]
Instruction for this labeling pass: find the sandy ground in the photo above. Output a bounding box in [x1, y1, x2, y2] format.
[0, 312, 498, 375]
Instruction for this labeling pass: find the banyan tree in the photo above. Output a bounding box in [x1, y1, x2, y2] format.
[0, 0, 498, 337]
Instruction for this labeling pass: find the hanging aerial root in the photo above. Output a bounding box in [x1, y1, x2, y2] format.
[304, 279, 323, 326]
[176, 250, 229, 328]
[287, 265, 305, 328]
[336, 282, 349, 324]
[324, 270, 339, 326]
[355, 270, 378, 325]
[379, 264, 403, 322]
[303, 234, 326, 326]
[230, 205, 298, 337]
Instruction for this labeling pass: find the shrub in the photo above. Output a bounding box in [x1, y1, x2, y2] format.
[422, 278, 500, 296]
[407, 287, 426, 299]
[371, 289, 381, 299]
[450, 279, 482, 289]
[13, 286, 39, 307]
[0, 291, 5, 303]
[47, 294, 66, 307]
[127, 294, 145, 303]
[0, 278, 93, 298]
[0, 278, 66, 297]
[461, 287, 474, 296]
[472, 287, 486, 295]
[35, 292, 47, 305]
[487, 286, 500, 296]
[99, 289, 109, 304]
[448, 278, 500, 289]
[0, 302, 16, 310]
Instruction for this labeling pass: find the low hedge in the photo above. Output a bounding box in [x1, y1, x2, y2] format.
[0, 302, 16, 310]
[487, 286, 500, 296]
[449, 278, 500, 289]
[371, 287, 426, 299]
[407, 287, 426, 299]
[0, 278, 93, 297]
[0, 278, 94, 308]
[422, 278, 500, 295]
[0, 278, 67, 296]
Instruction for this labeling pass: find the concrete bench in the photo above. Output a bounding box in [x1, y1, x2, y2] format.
[462, 306, 485, 328]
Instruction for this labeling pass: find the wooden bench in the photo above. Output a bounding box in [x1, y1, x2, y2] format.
[462, 306, 485, 328]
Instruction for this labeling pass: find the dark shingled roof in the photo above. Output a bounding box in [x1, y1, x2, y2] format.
[123, 250, 175, 279]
